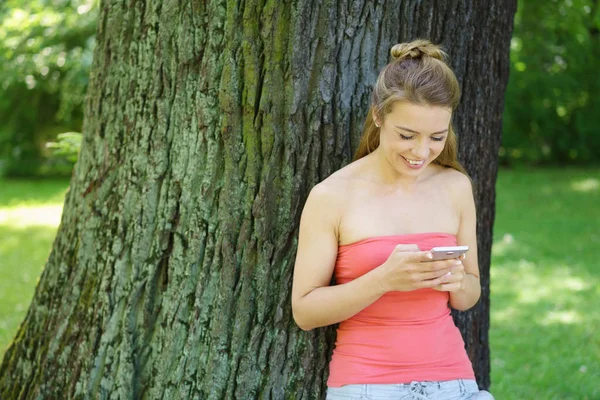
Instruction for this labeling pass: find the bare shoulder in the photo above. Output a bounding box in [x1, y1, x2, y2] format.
[438, 168, 475, 211]
[308, 170, 352, 203]
[312, 161, 361, 198]
[302, 167, 354, 230]
[430, 167, 473, 207]
[304, 180, 341, 219]
[439, 168, 472, 191]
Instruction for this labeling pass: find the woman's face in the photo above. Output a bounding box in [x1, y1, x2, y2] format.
[375, 102, 452, 176]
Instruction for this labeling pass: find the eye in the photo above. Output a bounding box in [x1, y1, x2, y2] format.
[399, 134, 414, 140]
[431, 136, 445, 142]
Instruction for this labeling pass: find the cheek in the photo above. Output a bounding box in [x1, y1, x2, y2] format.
[383, 137, 402, 152]
[431, 141, 446, 154]
[391, 142, 411, 156]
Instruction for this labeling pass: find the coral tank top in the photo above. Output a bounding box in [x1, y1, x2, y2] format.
[327, 232, 475, 387]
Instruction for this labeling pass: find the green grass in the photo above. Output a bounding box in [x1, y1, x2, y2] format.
[490, 168, 600, 399]
[0, 179, 70, 357]
[0, 170, 598, 399]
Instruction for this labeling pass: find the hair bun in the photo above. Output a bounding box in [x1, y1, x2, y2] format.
[390, 39, 446, 62]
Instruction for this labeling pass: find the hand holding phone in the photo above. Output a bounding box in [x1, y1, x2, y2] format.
[379, 244, 461, 292]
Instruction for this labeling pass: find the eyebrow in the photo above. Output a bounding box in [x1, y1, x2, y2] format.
[395, 126, 449, 135]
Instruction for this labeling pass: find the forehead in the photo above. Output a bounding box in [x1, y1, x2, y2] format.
[386, 102, 452, 131]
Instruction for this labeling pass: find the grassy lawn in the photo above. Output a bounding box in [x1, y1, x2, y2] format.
[0, 169, 598, 399]
[0, 179, 70, 357]
[490, 168, 600, 399]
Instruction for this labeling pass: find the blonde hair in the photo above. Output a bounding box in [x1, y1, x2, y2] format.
[354, 39, 466, 174]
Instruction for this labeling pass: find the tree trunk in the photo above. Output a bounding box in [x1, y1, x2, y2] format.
[0, 1, 515, 398]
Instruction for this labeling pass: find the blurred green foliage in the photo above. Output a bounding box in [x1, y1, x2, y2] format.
[0, 0, 96, 177]
[502, 0, 600, 165]
[45, 131, 82, 162]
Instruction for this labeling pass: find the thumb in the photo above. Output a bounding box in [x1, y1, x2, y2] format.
[393, 244, 421, 252]
[400, 250, 433, 263]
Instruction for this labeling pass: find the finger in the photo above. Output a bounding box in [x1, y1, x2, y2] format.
[441, 272, 463, 283]
[391, 248, 432, 263]
[439, 264, 464, 277]
[419, 269, 451, 281]
[394, 244, 421, 253]
[417, 276, 444, 289]
[433, 283, 461, 292]
[420, 259, 461, 271]
[402, 250, 435, 263]
[451, 264, 464, 273]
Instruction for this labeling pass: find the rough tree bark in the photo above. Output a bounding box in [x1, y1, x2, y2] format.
[0, 1, 515, 398]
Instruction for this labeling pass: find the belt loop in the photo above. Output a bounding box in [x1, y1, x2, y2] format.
[408, 381, 428, 400]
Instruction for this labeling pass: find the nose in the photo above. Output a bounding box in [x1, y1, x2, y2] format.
[411, 138, 429, 159]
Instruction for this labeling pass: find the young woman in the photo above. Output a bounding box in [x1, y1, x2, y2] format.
[291, 40, 494, 399]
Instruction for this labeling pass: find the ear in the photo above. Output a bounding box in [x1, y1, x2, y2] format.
[372, 109, 381, 128]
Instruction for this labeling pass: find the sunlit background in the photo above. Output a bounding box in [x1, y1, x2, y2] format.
[0, 1, 598, 399]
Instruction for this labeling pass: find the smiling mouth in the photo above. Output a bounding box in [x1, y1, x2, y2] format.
[401, 156, 425, 166]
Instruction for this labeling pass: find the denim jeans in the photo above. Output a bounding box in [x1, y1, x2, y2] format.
[326, 379, 494, 400]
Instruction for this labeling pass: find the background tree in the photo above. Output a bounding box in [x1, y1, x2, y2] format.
[502, 0, 600, 165]
[0, 0, 97, 176]
[0, 1, 515, 398]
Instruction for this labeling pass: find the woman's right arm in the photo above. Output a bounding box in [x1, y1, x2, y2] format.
[291, 183, 458, 331]
[291, 183, 387, 331]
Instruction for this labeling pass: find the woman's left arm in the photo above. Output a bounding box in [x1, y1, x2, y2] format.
[435, 173, 481, 311]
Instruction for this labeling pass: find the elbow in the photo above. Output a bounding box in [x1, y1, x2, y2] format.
[292, 308, 314, 331]
[450, 278, 481, 311]
[294, 317, 314, 332]
[450, 293, 481, 311]
[451, 303, 475, 312]
[292, 300, 315, 331]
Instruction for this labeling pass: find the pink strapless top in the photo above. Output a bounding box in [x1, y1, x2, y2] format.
[327, 232, 475, 387]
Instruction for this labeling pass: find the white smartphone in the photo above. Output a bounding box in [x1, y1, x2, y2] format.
[430, 245, 469, 261]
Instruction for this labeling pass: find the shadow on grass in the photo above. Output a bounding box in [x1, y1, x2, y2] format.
[0, 224, 58, 361]
[490, 168, 600, 399]
[490, 238, 600, 399]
